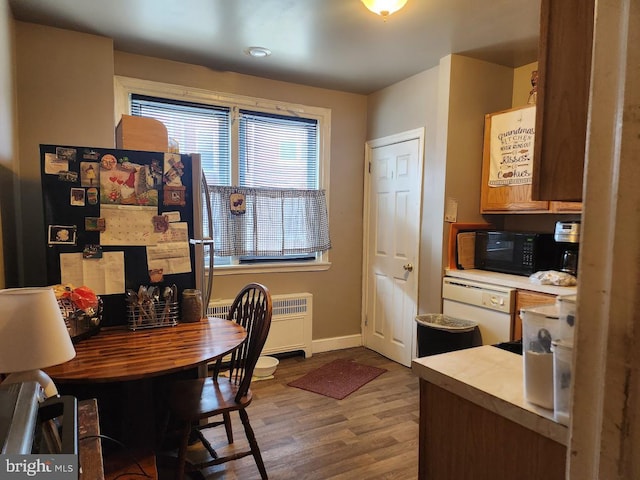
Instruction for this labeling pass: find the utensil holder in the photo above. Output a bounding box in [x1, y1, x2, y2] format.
[127, 300, 178, 330]
[521, 303, 560, 409]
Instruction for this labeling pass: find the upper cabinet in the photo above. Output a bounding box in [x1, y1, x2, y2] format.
[481, 106, 550, 213]
[481, 0, 593, 213]
[480, 106, 583, 214]
[531, 0, 595, 202]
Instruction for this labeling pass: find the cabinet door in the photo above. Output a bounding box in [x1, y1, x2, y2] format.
[481, 108, 549, 213]
[550, 201, 582, 213]
[514, 290, 556, 341]
[532, 0, 594, 201]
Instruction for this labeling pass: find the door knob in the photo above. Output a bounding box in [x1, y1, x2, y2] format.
[403, 263, 413, 272]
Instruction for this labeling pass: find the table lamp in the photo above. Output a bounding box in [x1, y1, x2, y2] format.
[0, 287, 76, 398]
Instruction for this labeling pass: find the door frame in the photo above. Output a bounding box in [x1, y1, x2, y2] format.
[361, 128, 425, 361]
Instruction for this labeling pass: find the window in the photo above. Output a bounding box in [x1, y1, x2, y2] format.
[115, 77, 331, 274]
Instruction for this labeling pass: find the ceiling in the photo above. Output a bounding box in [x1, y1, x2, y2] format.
[8, 0, 541, 95]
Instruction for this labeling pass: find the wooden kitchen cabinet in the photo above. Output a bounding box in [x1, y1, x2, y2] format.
[419, 380, 566, 480]
[513, 289, 556, 341]
[481, 0, 593, 211]
[550, 201, 582, 213]
[532, 0, 595, 202]
[480, 106, 550, 213]
[480, 107, 584, 214]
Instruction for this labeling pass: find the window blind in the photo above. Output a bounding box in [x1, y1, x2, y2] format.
[131, 94, 231, 186]
[239, 110, 318, 188]
[130, 93, 329, 262]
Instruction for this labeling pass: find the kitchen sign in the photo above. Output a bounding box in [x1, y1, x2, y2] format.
[488, 105, 536, 187]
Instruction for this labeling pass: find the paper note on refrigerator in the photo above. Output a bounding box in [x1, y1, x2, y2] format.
[60, 251, 125, 295]
[100, 204, 158, 246]
[146, 222, 192, 275]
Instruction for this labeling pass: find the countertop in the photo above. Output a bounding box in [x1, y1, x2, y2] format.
[445, 268, 578, 296]
[412, 345, 569, 446]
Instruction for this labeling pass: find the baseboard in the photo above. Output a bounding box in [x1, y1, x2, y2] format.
[312, 334, 362, 354]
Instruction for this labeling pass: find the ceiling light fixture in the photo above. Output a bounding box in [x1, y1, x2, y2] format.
[361, 0, 408, 19]
[244, 46, 272, 58]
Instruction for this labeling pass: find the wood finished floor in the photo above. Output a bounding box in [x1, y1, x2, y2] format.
[158, 347, 419, 480]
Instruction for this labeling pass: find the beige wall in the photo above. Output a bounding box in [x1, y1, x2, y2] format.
[366, 54, 512, 314]
[5, 20, 569, 346]
[14, 22, 115, 286]
[12, 30, 367, 341]
[114, 52, 368, 341]
[513, 61, 539, 107]
[367, 67, 442, 313]
[443, 55, 512, 225]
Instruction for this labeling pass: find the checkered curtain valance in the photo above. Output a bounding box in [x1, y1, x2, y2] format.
[209, 186, 331, 257]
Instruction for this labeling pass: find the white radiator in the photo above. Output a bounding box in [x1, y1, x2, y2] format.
[208, 292, 313, 358]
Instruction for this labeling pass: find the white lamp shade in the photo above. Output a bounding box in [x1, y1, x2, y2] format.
[0, 287, 76, 373]
[361, 0, 408, 16]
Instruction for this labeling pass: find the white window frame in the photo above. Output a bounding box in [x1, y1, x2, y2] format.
[114, 76, 331, 275]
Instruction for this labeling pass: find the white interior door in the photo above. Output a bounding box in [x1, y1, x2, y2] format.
[363, 129, 424, 367]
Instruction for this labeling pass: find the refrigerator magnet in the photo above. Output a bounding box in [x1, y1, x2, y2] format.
[152, 215, 170, 233]
[100, 154, 117, 170]
[163, 153, 184, 186]
[57, 170, 78, 182]
[81, 162, 99, 187]
[70, 188, 86, 206]
[87, 187, 99, 205]
[163, 211, 181, 223]
[83, 149, 100, 160]
[85, 217, 106, 232]
[48, 225, 77, 245]
[163, 186, 186, 206]
[149, 268, 164, 283]
[149, 159, 163, 189]
[83, 244, 103, 259]
[45, 152, 68, 175]
[56, 147, 77, 162]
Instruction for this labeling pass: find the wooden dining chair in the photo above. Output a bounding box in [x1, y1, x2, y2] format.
[167, 283, 272, 480]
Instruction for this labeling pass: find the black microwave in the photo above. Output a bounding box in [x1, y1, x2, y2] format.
[474, 231, 557, 276]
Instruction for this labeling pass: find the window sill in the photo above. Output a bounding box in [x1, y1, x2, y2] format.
[211, 261, 331, 276]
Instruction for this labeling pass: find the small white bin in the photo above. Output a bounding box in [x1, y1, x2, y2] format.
[521, 303, 560, 410]
[557, 294, 577, 343]
[552, 339, 574, 425]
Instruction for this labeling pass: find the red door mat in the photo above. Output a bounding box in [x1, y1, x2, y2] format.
[288, 358, 387, 400]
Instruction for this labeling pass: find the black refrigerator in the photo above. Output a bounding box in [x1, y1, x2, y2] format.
[40, 144, 204, 329]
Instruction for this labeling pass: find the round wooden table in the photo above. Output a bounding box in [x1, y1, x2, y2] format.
[45, 318, 247, 450]
[45, 317, 247, 382]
